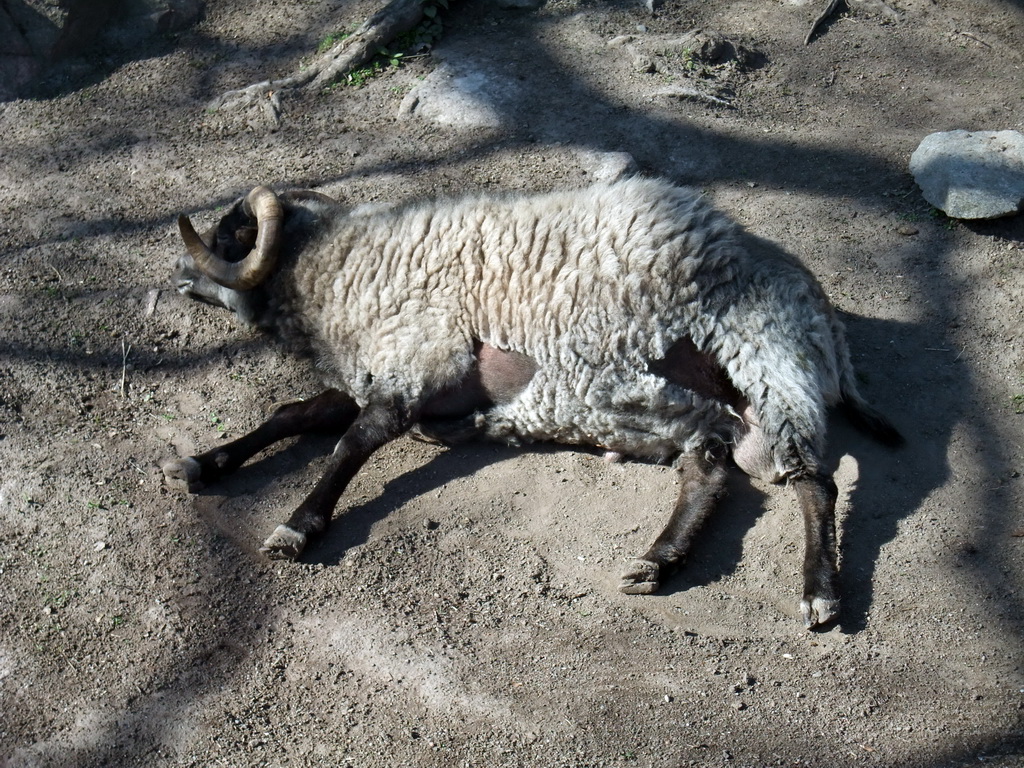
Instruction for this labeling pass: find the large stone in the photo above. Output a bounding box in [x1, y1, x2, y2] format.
[398, 56, 520, 129]
[910, 130, 1024, 219]
[0, 0, 203, 101]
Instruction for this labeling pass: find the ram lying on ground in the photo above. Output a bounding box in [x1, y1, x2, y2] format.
[162, 176, 902, 628]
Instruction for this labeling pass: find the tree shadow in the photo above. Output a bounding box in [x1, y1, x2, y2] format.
[3, 0, 201, 101]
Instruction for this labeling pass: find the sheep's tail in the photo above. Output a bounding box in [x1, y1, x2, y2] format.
[831, 313, 905, 448]
[838, 395, 904, 447]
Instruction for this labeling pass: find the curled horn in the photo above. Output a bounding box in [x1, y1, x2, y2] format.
[177, 186, 284, 291]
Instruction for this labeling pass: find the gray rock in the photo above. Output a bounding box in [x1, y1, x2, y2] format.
[910, 130, 1024, 219]
[399, 63, 509, 129]
[0, 0, 203, 101]
[398, 51, 522, 130]
[576, 151, 639, 183]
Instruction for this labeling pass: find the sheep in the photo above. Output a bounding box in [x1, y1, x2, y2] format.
[162, 177, 901, 628]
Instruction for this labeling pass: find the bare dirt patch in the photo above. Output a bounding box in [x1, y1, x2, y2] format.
[1, 0, 1022, 765]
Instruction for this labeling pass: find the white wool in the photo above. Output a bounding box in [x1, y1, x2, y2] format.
[281, 177, 856, 480]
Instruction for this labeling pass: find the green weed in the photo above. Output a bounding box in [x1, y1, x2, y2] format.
[929, 208, 958, 230]
[326, 0, 448, 88]
[317, 30, 352, 54]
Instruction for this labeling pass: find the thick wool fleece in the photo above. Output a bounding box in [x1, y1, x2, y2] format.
[269, 177, 853, 481]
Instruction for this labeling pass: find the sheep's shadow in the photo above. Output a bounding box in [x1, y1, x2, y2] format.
[191, 420, 767, 583]
[832, 312, 960, 633]
[186, 428, 529, 562]
[311, 439, 528, 566]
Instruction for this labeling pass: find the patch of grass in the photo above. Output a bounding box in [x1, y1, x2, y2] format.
[44, 588, 77, 610]
[339, 44, 409, 88]
[1012, 394, 1024, 414]
[345, 61, 386, 88]
[414, 0, 447, 48]
[328, 0, 449, 89]
[680, 47, 698, 72]
[318, 30, 352, 54]
[929, 208, 958, 230]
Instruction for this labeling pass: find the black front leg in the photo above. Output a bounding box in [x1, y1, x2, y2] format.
[260, 399, 415, 559]
[620, 448, 728, 594]
[162, 389, 360, 491]
[793, 471, 840, 629]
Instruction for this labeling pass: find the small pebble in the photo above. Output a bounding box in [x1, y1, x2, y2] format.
[94, 541, 108, 551]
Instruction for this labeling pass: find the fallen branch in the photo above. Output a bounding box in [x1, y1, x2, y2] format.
[208, 0, 427, 117]
[805, 0, 844, 45]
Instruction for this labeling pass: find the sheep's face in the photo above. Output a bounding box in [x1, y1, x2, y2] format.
[172, 252, 236, 309]
[172, 198, 259, 313]
[172, 187, 334, 323]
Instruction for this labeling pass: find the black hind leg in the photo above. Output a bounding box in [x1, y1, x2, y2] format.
[620, 447, 728, 594]
[793, 471, 840, 629]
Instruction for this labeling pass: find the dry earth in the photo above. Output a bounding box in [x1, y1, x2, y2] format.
[1, 0, 1023, 765]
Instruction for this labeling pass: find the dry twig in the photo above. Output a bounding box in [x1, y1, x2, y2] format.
[956, 30, 993, 48]
[657, 85, 733, 108]
[120, 337, 132, 399]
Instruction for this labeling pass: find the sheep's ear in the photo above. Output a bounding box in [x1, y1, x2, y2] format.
[235, 226, 258, 249]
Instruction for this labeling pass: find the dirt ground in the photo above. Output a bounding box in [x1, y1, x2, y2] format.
[1, 0, 1023, 765]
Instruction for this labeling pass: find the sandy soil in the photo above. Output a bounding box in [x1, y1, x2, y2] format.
[1, 0, 1023, 765]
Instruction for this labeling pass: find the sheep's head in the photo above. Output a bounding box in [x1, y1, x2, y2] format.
[173, 186, 284, 309]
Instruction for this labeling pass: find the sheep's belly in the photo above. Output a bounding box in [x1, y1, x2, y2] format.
[482, 367, 743, 465]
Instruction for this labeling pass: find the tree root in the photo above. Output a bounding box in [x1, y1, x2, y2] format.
[208, 0, 427, 120]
